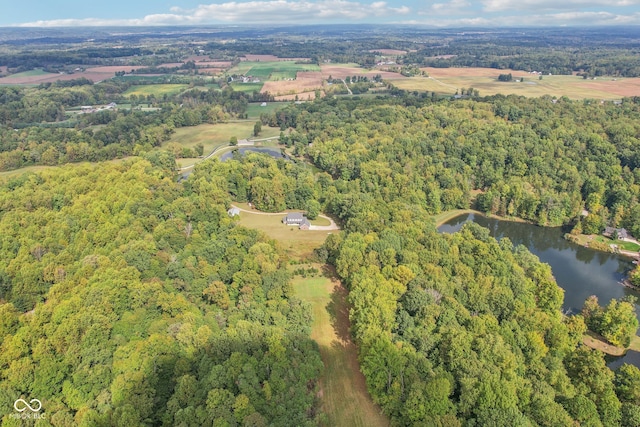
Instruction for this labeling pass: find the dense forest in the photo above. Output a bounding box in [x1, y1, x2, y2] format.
[268, 94, 640, 237]
[219, 94, 640, 425]
[0, 158, 322, 425]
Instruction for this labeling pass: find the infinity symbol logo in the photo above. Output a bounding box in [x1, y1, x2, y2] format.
[14, 398, 42, 412]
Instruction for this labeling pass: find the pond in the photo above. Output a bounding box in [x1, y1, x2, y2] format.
[438, 213, 639, 367]
[219, 146, 287, 161]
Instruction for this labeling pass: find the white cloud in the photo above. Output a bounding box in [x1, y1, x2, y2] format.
[431, 0, 471, 13]
[18, 0, 410, 27]
[399, 10, 640, 26]
[482, 0, 639, 12]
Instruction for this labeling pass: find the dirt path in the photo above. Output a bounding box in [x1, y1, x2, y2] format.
[293, 267, 389, 427]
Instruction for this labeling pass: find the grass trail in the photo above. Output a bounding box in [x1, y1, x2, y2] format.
[293, 267, 389, 427]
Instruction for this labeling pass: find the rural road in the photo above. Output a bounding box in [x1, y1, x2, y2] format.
[230, 204, 340, 230]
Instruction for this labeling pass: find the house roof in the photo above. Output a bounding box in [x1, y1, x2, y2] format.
[286, 212, 305, 221]
[227, 207, 240, 216]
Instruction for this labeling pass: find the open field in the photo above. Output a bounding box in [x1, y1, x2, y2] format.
[0, 66, 149, 85]
[243, 54, 311, 62]
[236, 210, 333, 259]
[261, 72, 323, 96]
[246, 102, 286, 119]
[164, 122, 281, 157]
[275, 91, 321, 101]
[230, 82, 264, 93]
[123, 84, 189, 97]
[391, 67, 640, 99]
[229, 61, 320, 79]
[292, 268, 389, 427]
[320, 64, 403, 80]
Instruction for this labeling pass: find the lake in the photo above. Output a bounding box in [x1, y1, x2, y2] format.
[438, 213, 638, 368]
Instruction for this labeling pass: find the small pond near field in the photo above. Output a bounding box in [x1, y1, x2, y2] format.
[220, 146, 287, 161]
[438, 213, 639, 368]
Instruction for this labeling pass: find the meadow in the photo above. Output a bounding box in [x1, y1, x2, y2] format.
[229, 82, 264, 93]
[123, 84, 189, 97]
[391, 67, 640, 100]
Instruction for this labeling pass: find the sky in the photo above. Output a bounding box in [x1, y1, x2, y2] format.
[3, 0, 640, 27]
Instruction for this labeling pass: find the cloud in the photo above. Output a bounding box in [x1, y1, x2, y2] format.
[482, 0, 639, 12]
[398, 10, 640, 26]
[431, 0, 471, 13]
[17, 0, 410, 27]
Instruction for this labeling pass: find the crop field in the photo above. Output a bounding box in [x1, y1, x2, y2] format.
[390, 67, 640, 99]
[123, 84, 189, 97]
[230, 61, 320, 79]
[261, 72, 324, 96]
[319, 64, 403, 80]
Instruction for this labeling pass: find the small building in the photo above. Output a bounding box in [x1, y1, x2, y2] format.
[227, 207, 240, 217]
[604, 227, 630, 240]
[283, 212, 311, 229]
[283, 212, 306, 225]
[300, 218, 311, 230]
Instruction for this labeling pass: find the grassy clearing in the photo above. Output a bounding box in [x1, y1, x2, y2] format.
[246, 102, 286, 119]
[236, 211, 332, 259]
[392, 73, 634, 100]
[163, 122, 279, 155]
[292, 267, 389, 427]
[593, 236, 640, 252]
[583, 331, 625, 356]
[123, 84, 189, 97]
[230, 82, 264, 93]
[8, 69, 53, 78]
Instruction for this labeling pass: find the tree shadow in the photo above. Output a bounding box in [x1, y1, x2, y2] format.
[327, 283, 352, 343]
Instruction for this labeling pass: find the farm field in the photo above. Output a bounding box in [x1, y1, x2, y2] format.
[0, 66, 149, 85]
[391, 67, 640, 99]
[229, 60, 320, 79]
[123, 84, 189, 97]
[320, 63, 403, 80]
[261, 72, 323, 96]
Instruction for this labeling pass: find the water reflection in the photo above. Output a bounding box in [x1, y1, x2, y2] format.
[220, 147, 286, 161]
[439, 213, 638, 367]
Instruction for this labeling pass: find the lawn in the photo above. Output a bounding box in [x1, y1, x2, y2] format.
[123, 84, 189, 97]
[246, 102, 286, 119]
[292, 268, 389, 427]
[392, 70, 640, 100]
[236, 211, 332, 259]
[230, 82, 264, 93]
[594, 236, 640, 252]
